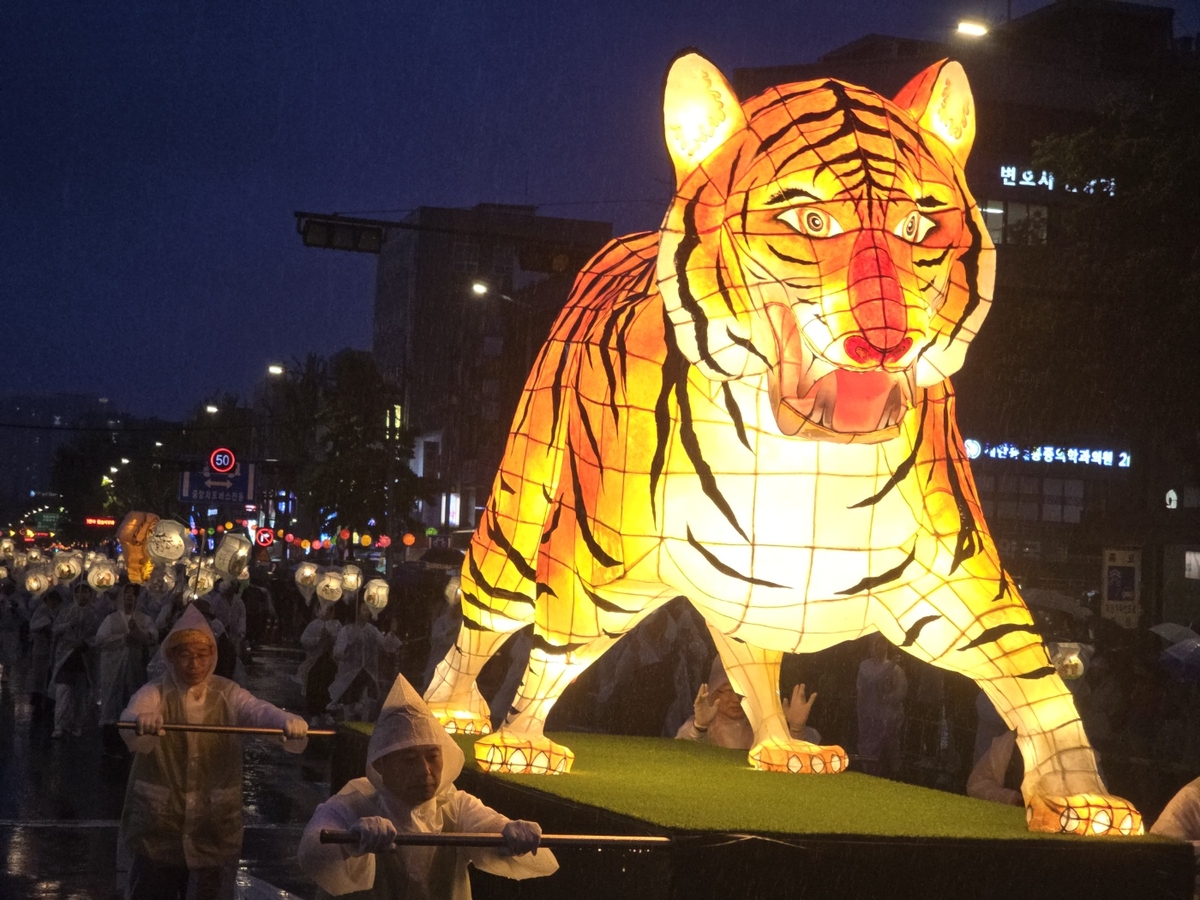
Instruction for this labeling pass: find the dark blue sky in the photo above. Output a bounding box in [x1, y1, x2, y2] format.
[2, 0, 1061, 418]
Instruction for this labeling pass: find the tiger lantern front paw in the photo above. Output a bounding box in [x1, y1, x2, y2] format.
[748, 737, 849, 774]
[1025, 793, 1143, 836]
[426, 695, 492, 736]
[475, 731, 574, 774]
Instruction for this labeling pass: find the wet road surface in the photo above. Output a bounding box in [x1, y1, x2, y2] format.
[0, 646, 330, 899]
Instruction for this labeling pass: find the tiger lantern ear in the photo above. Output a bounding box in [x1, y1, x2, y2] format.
[663, 50, 746, 189]
[894, 60, 975, 168]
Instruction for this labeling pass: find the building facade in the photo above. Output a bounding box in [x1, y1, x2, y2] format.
[371, 203, 611, 531]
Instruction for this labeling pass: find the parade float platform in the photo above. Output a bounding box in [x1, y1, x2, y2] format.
[332, 726, 1193, 899]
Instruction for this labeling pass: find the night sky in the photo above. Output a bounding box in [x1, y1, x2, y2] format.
[3, 1, 1057, 419]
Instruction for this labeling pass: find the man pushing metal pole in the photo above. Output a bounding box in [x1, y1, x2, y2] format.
[118, 605, 311, 900]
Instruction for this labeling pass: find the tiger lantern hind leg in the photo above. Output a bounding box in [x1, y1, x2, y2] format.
[707, 629, 850, 775]
[869, 543, 1144, 836]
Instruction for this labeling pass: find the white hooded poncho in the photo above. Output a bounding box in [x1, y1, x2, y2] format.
[298, 675, 558, 899]
[119, 605, 307, 868]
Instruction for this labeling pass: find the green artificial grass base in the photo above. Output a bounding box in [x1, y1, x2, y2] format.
[342, 724, 1160, 842]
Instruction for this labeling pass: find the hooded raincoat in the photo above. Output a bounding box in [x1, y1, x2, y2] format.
[27, 589, 63, 697]
[119, 605, 307, 870]
[328, 620, 401, 706]
[94, 599, 157, 724]
[298, 675, 558, 899]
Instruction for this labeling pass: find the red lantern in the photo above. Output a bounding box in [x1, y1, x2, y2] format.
[285, 533, 295, 543]
[377, 534, 392, 548]
[338, 528, 351, 541]
[401, 533, 416, 547]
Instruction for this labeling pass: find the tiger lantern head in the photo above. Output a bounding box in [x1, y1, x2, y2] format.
[659, 52, 994, 443]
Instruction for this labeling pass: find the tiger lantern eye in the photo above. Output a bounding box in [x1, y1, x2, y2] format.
[895, 210, 936, 243]
[778, 207, 844, 239]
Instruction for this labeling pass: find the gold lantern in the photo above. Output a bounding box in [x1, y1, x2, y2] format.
[24, 563, 55, 598]
[53, 551, 84, 585]
[117, 511, 160, 584]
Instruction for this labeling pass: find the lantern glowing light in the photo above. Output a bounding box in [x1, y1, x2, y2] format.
[418, 52, 1142, 837]
[53, 551, 84, 585]
[315, 567, 343, 604]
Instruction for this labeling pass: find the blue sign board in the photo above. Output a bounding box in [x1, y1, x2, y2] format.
[179, 461, 256, 504]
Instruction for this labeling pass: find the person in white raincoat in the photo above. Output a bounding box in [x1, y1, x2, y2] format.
[120, 605, 308, 900]
[298, 674, 557, 899]
[52, 581, 102, 738]
[0, 580, 27, 683]
[328, 603, 401, 719]
[676, 656, 820, 747]
[95, 583, 157, 726]
[28, 586, 65, 715]
[298, 602, 341, 715]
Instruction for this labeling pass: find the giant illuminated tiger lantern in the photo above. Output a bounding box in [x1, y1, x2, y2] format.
[424, 52, 1141, 836]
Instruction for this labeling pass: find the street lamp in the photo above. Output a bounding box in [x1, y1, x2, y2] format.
[267, 364, 285, 376]
[205, 405, 219, 414]
[957, 20, 988, 36]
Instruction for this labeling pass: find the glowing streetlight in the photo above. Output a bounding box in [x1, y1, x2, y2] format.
[471, 281, 489, 296]
[957, 20, 988, 36]
[267, 364, 285, 376]
[205, 405, 219, 414]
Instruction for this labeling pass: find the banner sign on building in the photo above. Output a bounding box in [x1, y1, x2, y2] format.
[1102, 548, 1141, 629]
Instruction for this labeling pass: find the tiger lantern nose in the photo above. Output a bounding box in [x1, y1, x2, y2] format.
[844, 229, 912, 367]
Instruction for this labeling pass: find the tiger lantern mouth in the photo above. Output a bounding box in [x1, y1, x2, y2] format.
[764, 300, 920, 443]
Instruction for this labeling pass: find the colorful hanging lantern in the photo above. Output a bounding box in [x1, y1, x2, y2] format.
[418, 52, 1142, 837]
[378, 534, 393, 549]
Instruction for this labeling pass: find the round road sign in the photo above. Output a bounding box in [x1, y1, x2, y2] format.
[209, 447, 237, 474]
[255, 529, 275, 548]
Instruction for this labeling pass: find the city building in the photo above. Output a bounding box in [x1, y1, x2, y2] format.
[371, 203, 611, 531]
[734, 0, 1200, 625]
[0, 393, 124, 532]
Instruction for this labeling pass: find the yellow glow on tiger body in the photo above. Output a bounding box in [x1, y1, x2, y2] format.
[422, 52, 1141, 836]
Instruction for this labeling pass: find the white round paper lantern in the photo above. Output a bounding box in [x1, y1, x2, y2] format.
[88, 561, 119, 591]
[148, 519, 194, 565]
[315, 567, 344, 604]
[294, 561, 319, 602]
[24, 563, 55, 598]
[363, 578, 389, 614]
[26, 548, 43, 563]
[0, 566, 8, 582]
[53, 551, 84, 584]
[341, 564, 363, 594]
[0, 538, 15, 559]
[214, 534, 251, 580]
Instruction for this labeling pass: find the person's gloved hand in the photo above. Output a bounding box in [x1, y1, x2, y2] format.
[349, 816, 397, 856]
[135, 711, 165, 736]
[501, 819, 542, 856]
[693, 683, 717, 729]
[282, 717, 308, 742]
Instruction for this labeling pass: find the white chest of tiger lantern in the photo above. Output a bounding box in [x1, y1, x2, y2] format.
[422, 51, 1141, 837]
